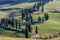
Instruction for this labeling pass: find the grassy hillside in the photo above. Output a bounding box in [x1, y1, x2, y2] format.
[0, 2, 35, 18]
[44, 1, 60, 12]
[0, 37, 32, 40]
[0, 0, 60, 40]
[0, 37, 60, 40]
[0, 11, 8, 19]
[31, 12, 60, 36]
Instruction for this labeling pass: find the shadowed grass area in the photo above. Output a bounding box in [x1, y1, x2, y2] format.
[1, 3, 35, 9]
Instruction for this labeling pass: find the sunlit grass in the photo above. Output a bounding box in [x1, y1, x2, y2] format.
[0, 11, 8, 19]
[44, 1, 60, 12]
[0, 37, 32, 40]
[31, 12, 60, 37]
[0, 0, 60, 40]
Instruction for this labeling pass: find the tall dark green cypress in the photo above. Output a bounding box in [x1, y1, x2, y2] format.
[19, 20, 21, 29]
[35, 26, 38, 34]
[42, 17, 44, 22]
[28, 23, 31, 33]
[6, 18, 8, 28]
[4, 18, 6, 28]
[25, 23, 28, 38]
[44, 13, 49, 20]
[38, 16, 41, 23]
[4, 18, 7, 28]
[26, 15, 29, 22]
[21, 10, 25, 24]
[21, 11, 25, 18]
[12, 18, 14, 28]
[37, 2, 40, 6]
[41, 0, 44, 13]
[30, 15, 33, 23]
[33, 3, 36, 10]
[15, 19, 18, 29]
[25, 10, 29, 22]
[42, 5, 44, 13]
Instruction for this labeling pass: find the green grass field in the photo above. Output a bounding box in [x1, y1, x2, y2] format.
[32, 12, 60, 36]
[0, 0, 60, 40]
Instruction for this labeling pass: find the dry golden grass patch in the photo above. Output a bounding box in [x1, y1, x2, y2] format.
[0, 37, 32, 40]
[0, 11, 8, 19]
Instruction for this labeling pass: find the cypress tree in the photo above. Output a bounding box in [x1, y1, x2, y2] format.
[41, 0, 44, 13]
[42, 17, 44, 23]
[33, 3, 36, 10]
[12, 18, 15, 28]
[21, 11, 25, 18]
[36, 3, 40, 10]
[35, 26, 38, 34]
[41, 5, 44, 13]
[30, 15, 33, 23]
[44, 13, 49, 20]
[4, 18, 6, 28]
[28, 23, 31, 33]
[19, 20, 21, 29]
[4, 18, 7, 28]
[37, 5, 40, 10]
[25, 10, 29, 22]
[33, 3, 39, 10]
[38, 16, 41, 23]
[1, 18, 5, 28]
[15, 19, 18, 29]
[46, 13, 49, 20]
[25, 9, 28, 16]
[37, 2, 41, 6]
[6, 18, 8, 28]
[21, 11, 24, 24]
[25, 23, 28, 38]
[26, 16, 28, 21]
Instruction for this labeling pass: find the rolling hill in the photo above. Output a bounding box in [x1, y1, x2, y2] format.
[0, 0, 60, 40]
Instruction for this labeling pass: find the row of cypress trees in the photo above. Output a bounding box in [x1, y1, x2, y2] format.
[24, 13, 49, 38]
[21, 1, 49, 37]
[33, 0, 53, 12]
[1, 18, 21, 29]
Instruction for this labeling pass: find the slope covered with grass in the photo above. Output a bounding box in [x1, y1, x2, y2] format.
[31, 12, 60, 36]
[0, 11, 9, 19]
[0, 0, 60, 40]
[44, 1, 60, 12]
